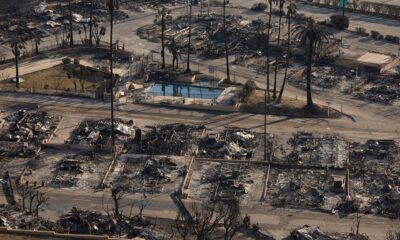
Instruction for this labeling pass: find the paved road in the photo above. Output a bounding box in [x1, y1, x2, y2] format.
[1, 2, 400, 239]
[37, 177, 400, 240]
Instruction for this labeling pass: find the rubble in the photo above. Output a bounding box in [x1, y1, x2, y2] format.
[288, 66, 357, 91]
[1, 110, 61, 145]
[287, 225, 345, 240]
[270, 169, 343, 211]
[349, 139, 400, 218]
[114, 156, 184, 193]
[137, 14, 278, 59]
[198, 127, 259, 160]
[69, 119, 135, 149]
[201, 163, 253, 202]
[51, 155, 91, 187]
[354, 74, 400, 105]
[132, 124, 205, 155]
[284, 132, 349, 167]
[0, 141, 37, 158]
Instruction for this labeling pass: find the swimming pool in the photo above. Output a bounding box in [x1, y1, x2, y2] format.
[146, 83, 223, 99]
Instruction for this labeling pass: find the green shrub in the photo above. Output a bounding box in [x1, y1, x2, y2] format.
[251, 2, 268, 11]
[356, 27, 369, 36]
[371, 30, 384, 39]
[330, 15, 350, 29]
[385, 35, 400, 44]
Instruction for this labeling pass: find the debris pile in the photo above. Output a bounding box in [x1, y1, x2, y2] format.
[349, 139, 400, 218]
[0, 1, 127, 44]
[288, 225, 347, 240]
[354, 74, 400, 105]
[137, 14, 278, 59]
[202, 163, 253, 201]
[58, 207, 114, 235]
[58, 207, 159, 238]
[115, 156, 183, 193]
[289, 66, 357, 91]
[0, 141, 37, 158]
[1, 110, 61, 144]
[198, 127, 259, 160]
[139, 157, 177, 183]
[270, 169, 342, 211]
[52, 155, 91, 187]
[70, 119, 134, 148]
[284, 132, 348, 167]
[134, 124, 205, 155]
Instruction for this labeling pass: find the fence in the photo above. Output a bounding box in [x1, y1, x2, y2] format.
[0, 87, 96, 99]
[300, 0, 400, 19]
[149, 50, 254, 82]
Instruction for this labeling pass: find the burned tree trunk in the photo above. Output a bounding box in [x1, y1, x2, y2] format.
[223, 0, 230, 82]
[89, 0, 94, 46]
[273, 0, 284, 99]
[186, 0, 193, 73]
[69, 0, 74, 47]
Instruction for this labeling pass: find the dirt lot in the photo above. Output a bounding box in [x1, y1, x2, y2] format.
[240, 89, 343, 118]
[0, 65, 97, 92]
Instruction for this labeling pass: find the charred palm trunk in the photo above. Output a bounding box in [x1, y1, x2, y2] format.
[161, 15, 166, 69]
[89, 0, 94, 46]
[266, 2, 272, 102]
[306, 38, 314, 109]
[273, 2, 283, 99]
[223, 0, 230, 81]
[69, 0, 74, 47]
[264, 1, 273, 162]
[15, 45, 19, 89]
[110, 9, 115, 151]
[277, 15, 291, 102]
[35, 42, 39, 55]
[186, 0, 193, 73]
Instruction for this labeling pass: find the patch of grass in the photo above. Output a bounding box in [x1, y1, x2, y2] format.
[240, 90, 342, 119]
[0, 65, 97, 92]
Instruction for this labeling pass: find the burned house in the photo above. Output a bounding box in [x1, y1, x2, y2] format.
[131, 123, 205, 155]
[69, 119, 135, 151]
[198, 127, 259, 160]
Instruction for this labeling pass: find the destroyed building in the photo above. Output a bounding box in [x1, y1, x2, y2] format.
[354, 73, 400, 105]
[1, 110, 62, 145]
[282, 132, 349, 167]
[131, 123, 205, 155]
[201, 163, 254, 202]
[69, 119, 135, 150]
[349, 140, 400, 218]
[51, 155, 92, 187]
[113, 155, 185, 193]
[137, 14, 280, 59]
[269, 169, 345, 212]
[198, 127, 260, 160]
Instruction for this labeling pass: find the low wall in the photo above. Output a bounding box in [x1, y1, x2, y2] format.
[0, 88, 97, 99]
[0, 227, 119, 240]
[381, 55, 400, 73]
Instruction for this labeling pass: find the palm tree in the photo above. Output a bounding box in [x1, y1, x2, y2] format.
[31, 31, 42, 55]
[293, 19, 328, 110]
[89, 0, 94, 46]
[69, 0, 74, 47]
[272, 0, 285, 99]
[155, 6, 171, 69]
[277, 0, 297, 103]
[186, 0, 193, 73]
[265, 0, 274, 103]
[167, 37, 181, 70]
[11, 35, 26, 89]
[223, 0, 230, 82]
[106, 0, 120, 151]
[263, 0, 274, 162]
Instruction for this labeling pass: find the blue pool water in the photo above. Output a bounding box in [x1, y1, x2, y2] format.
[147, 83, 223, 99]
